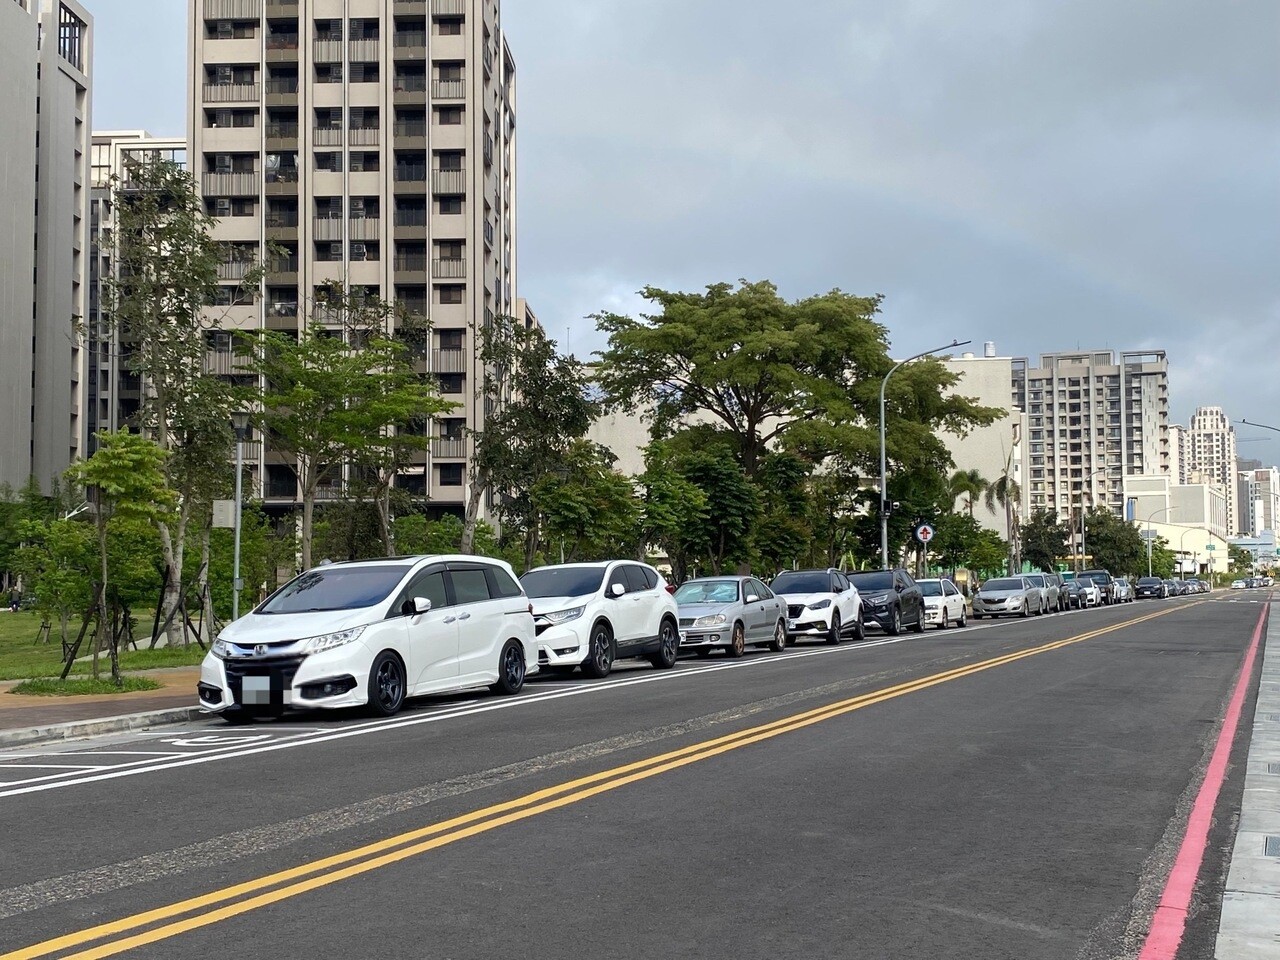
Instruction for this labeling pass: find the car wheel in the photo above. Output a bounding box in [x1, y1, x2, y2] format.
[958, 606, 967, 628]
[973, 612, 983, 620]
[887, 607, 901, 635]
[725, 622, 746, 659]
[769, 619, 788, 652]
[367, 651, 406, 717]
[1020, 602, 1030, 619]
[850, 611, 866, 641]
[649, 618, 679, 670]
[581, 623, 615, 679]
[826, 610, 842, 645]
[911, 607, 925, 633]
[937, 609, 949, 630]
[490, 640, 526, 696]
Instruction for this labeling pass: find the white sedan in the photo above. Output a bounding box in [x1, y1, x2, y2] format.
[917, 578, 967, 629]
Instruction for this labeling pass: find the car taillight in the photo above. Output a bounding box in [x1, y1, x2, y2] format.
[665, 584, 676, 594]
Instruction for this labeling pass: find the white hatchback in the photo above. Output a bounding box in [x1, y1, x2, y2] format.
[198, 556, 537, 722]
[917, 578, 968, 629]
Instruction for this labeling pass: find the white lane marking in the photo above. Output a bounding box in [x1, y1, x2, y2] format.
[0, 636, 913, 799]
[0, 763, 108, 770]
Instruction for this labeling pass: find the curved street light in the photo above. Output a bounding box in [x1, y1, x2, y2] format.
[1077, 468, 1107, 574]
[879, 339, 972, 568]
[1143, 505, 1177, 578]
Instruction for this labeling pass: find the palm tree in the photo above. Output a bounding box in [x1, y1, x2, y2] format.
[984, 455, 1022, 573]
[949, 469, 990, 519]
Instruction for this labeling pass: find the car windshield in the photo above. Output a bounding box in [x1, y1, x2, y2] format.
[1082, 570, 1111, 582]
[521, 567, 606, 598]
[771, 572, 832, 594]
[1026, 575, 1046, 586]
[982, 579, 1024, 591]
[1138, 577, 1162, 585]
[848, 572, 893, 592]
[1077, 576, 1096, 586]
[675, 580, 740, 604]
[258, 565, 410, 614]
[917, 581, 943, 597]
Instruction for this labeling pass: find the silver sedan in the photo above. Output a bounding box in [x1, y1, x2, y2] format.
[972, 576, 1045, 619]
[674, 576, 788, 658]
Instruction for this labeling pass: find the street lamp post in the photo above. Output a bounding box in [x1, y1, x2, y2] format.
[1178, 526, 1199, 580]
[230, 412, 252, 621]
[879, 339, 971, 568]
[1076, 468, 1107, 573]
[1144, 506, 1175, 578]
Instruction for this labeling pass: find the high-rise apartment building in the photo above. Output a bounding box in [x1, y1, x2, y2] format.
[187, 0, 517, 520]
[87, 131, 189, 447]
[1012, 350, 1169, 525]
[1186, 406, 1240, 536]
[0, 0, 93, 491]
[1237, 467, 1279, 537]
[1168, 424, 1187, 484]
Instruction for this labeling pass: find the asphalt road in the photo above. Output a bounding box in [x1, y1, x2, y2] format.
[0, 594, 1266, 960]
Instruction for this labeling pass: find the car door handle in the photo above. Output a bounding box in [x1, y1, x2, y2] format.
[457, 612, 471, 621]
[443, 616, 456, 624]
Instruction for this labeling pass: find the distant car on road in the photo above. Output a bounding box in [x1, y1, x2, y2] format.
[1135, 576, 1167, 599]
[1230, 578, 1246, 590]
[848, 568, 926, 635]
[771, 568, 864, 644]
[1023, 573, 1061, 614]
[1065, 576, 1101, 608]
[972, 577, 1043, 619]
[917, 578, 967, 629]
[1080, 569, 1118, 605]
[1113, 578, 1134, 603]
[673, 576, 787, 657]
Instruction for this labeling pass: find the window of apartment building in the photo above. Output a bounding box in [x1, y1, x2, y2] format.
[317, 242, 344, 262]
[437, 61, 464, 81]
[209, 64, 256, 86]
[436, 151, 464, 171]
[315, 151, 343, 172]
[316, 196, 343, 218]
[349, 151, 381, 172]
[437, 373, 464, 394]
[437, 240, 464, 260]
[439, 464, 464, 487]
[437, 329, 464, 350]
[315, 62, 343, 83]
[315, 18, 343, 39]
[398, 473, 426, 496]
[436, 106, 464, 125]
[349, 62, 379, 83]
[396, 199, 428, 225]
[58, 4, 87, 70]
[206, 108, 256, 129]
[350, 107, 379, 131]
[435, 17, 463, 36]
[439, 418, 466, 441]
[438, 285, 464, 304]
[437, 197, 463, 215]
[206, 19, 257, 39]
[350, 18, 380, 39]
[350, 241, 378, 262]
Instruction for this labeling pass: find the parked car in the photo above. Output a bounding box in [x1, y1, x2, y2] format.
[1134, 576, 1168, 599]
[771, 568, 864, 644]
[1231, 578, 1247, 590]
[522, 561, 681, 678]
[917, 578, 968, 629]
[1065, 576, 1101, 608]
[847, 568, 926, 635]
[673, 576, 787, 657]
[200, 555, 538, 722]
[1113, 578, 1134, 603]
[1023, 573, 1061, 614]
[972, 576, 1044, 618]
[1079, 569, 1118, 605]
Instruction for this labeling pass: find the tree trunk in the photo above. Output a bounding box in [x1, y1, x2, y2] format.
[197, 527, 213, 643]
[460, 467, 487, 555]
[301, 489, 315, 571]
[376, 481, 395, 557]
[155, 512, 188, 648]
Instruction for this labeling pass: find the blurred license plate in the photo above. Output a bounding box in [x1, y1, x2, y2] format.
[242, 675, 271, 705]
[787, 619, 797, 629]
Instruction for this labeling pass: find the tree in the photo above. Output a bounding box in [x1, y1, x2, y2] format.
[594, 281, 1000, 556]
[968, 529, 1011, 577]
[1229, 545, 1253, 575]
[948, 469, 990, 519]
[1148, 537, 1177, 579]
[466, 319, 598, 558]
[13, 518, 96, 649]
[106, 156, 259, 645]
[984, 451, 1023, 572]
[66, 432, 174, 682]
[929, 511, 984, 574]
[533, 441, 640, 566]
[239, 288, 451, 569]
[1080, 507, 1144, 575]
[633, 449, 710, 584]
[1020, 509, 1068, 573]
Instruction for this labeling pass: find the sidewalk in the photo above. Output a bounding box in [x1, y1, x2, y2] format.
[0, 666, 205, 747]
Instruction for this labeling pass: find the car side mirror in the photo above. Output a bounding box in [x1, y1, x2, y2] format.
[746, 594, 759, 604]
[403, 596, 431, 616]
[610, 583, 626, 598]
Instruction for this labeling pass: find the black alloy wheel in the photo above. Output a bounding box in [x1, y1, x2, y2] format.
[650, 618, 680, 669]
[582, 623, 615, 679]
[490, 640, 526, 696]
[887, 607, 901, 636]
[367, 651, 406, 717]
[911, 605, 926, 633]
[827, 610, 843, 645]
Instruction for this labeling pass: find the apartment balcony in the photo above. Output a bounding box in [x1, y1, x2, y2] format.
[268, 255, 298, 282]
[348, 38, 380, 62]
[204, 351, 253, 376]
[265, 77, 299, 106]
[432, 0, 465, 13]
[202, 172, 260, 197]
[206, 0, 261, 16]
[483, 220, 494, 249]
[483, 133, 493, 166]
[394, 166, 427, 189]
[313, 126, 344, 147]
[266, 299, 298, 319]
[265, 37, 299, 63]
[264, 210, 298, 237]
[394, 0, 427, 12]
[432, 348, 466, 374]
[395, 32, 427, 57]
[432, 437, 466, 459]
[431, 168, 465, 194]
[313, 39, 343, 62]
[313, 216, 344, 241]
[393, 120, 427, 148]
[265, 121, 298, 149]
[264, 167, 300, 194]
[482, 45, 493, 77]
[394, 254, 428, 275]
[433, 257, 465, 279]
[393, 75, 428, 105]
[349, 127, 380, 147]
[217, 260, 252, 281]
[433, 78, 466, 100]
[264, 478, 298, 500]
[264, 0, 299, 14]
[349, 217, 381, 241]
[203, 82, 260, 104]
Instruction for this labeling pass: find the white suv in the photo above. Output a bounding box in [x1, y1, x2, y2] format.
[522, 561, 681, 678]
[770, 568, 864, 644]
[199, 556, 537, 722]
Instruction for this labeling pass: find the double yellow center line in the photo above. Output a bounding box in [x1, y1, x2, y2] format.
[4, 604, 1193, 960]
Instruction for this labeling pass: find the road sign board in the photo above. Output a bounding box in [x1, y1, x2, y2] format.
[1206, 544, 1216, 551]
[914, 523, 935, 545]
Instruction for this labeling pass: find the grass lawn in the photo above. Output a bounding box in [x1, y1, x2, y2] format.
[10, 676, 163, 696]
[0, 611, 206, 682]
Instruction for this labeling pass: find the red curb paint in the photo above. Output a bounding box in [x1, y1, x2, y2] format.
[1137, 597, 1270, 960]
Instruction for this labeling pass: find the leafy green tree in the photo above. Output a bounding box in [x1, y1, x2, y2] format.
[1148, 537, 1177, 579]
[66, 432, 174, 681]
[1081, 507, 1144, 575]
[208, 506, 293, 619]
[633, 447, 710, 583]
[1020, 508, 1068, 573]
[803, 472, 867, 571]
[984, 451, 1023, 571]
[532, 441, 639, 567]
[968, 529, 1011, 577]
[929, 511, 984, 574]
[466, 318, 598, 556]
[751, 452, 814, 576]
[948, 469, 990, 519]
[1229, 545, 1253, 575]
[13, 518, 96, 649]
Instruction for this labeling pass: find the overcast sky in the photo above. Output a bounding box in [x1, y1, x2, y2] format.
[93, 0, 1280, 465]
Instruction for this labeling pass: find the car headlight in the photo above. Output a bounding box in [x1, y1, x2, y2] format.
[693, 613, 727, 627]
[542, 606, 585, 625]
[807, 599, 832, 610]
[212, 637, 232, 659]
[302, 626, 366, 655]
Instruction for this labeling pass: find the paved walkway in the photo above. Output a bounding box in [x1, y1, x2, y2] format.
[1216, 599, 1280, 958]
[0, 666, 200, 737]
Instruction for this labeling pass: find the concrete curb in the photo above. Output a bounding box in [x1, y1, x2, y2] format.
[0, 706, 207, 749]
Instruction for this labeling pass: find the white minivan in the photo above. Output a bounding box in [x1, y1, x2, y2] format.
[198, 556, 536, 722]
